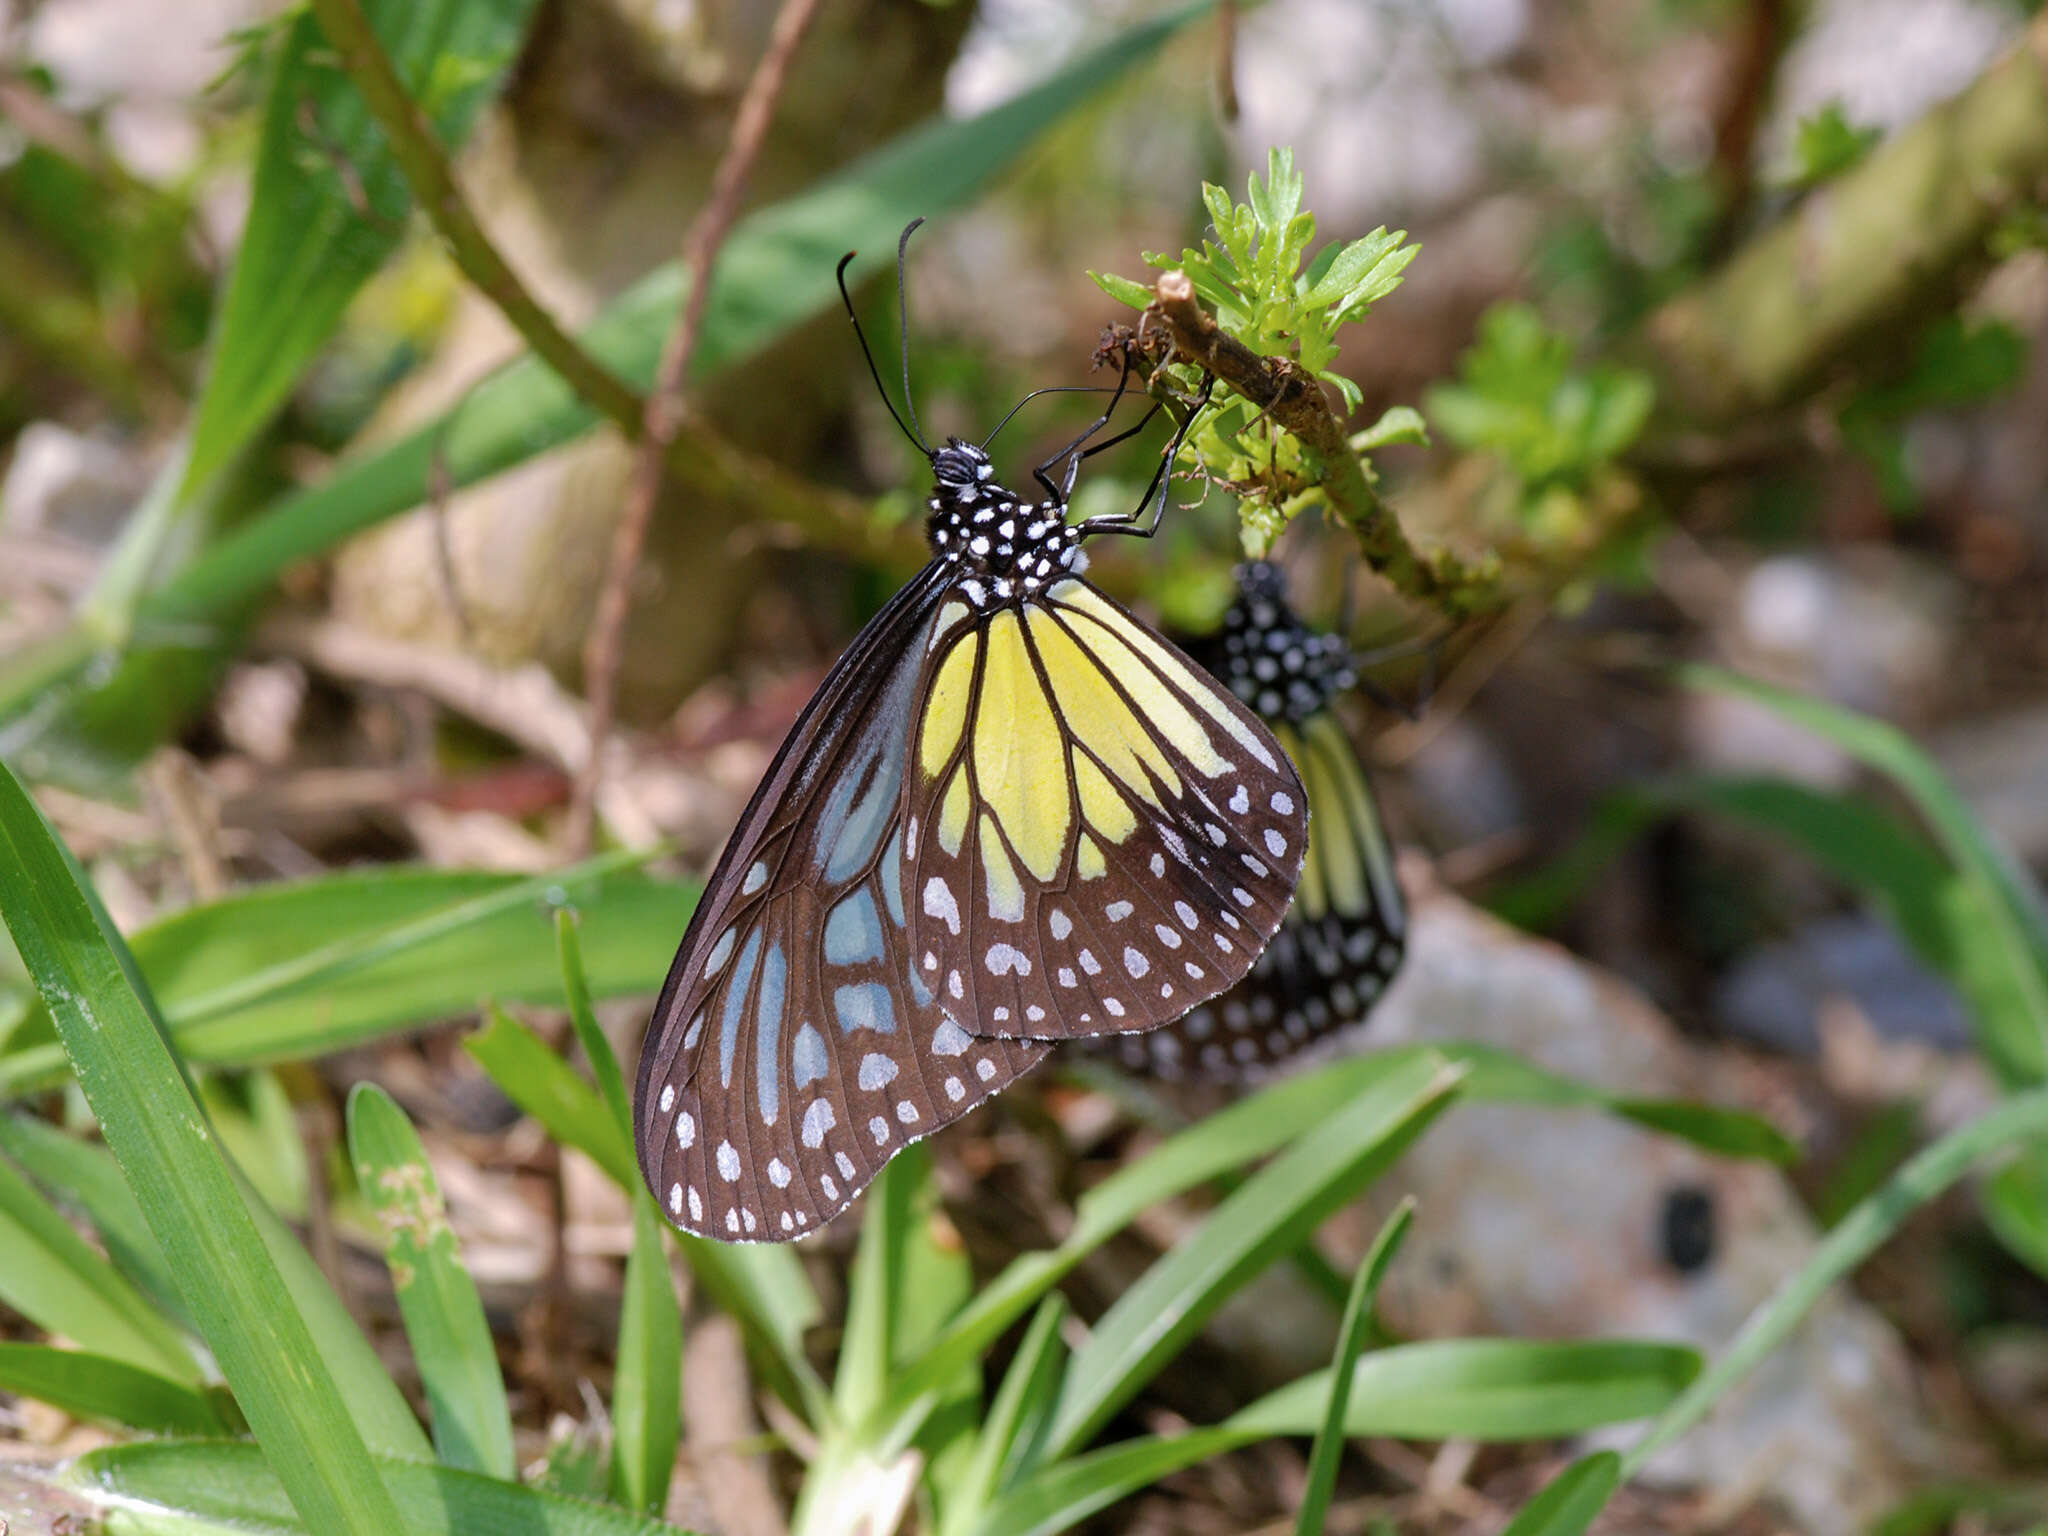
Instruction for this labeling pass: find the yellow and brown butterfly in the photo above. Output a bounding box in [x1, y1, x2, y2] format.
[1089, 560, 1407, 1081]
[633, 227, 1309, 1242]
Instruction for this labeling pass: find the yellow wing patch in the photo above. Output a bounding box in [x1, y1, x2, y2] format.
[1275, 722, 1328, 922]
[973, 611, 1071, 880]
[920, 628, 979, 779]
[1056, 603, 1231, 780]
[1305, 712, 1384, 919]
[1072, 749, 1137, 842]
[939, 764, 972, 855]
[1025, 611, 1179, 805]
[1055, 582, 1277, 770]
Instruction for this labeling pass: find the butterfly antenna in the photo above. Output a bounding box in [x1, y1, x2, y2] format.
[979, 385, 1122, 452]
[895, 218, 929, 451]
[837, 249, 929, 455]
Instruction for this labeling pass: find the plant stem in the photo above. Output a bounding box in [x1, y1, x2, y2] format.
[306, 0, 645, 435]
[1150, 270, 1500, 617]
[567, 0, 824, 856]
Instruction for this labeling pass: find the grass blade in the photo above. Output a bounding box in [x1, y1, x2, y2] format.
[1675, 666, 2048, 1085]
[1623, 1088, 2048, 1477]
[0, 759, 410, 1532]
[143, 2, 1213, 630]
[558, 909, 634, 1134]
[180, 0, 536, 497]
[1295, 1199, 1413, 1536]
[466, 1002, 636, 1189]
[612, 1193, 684, 1515]
[1043, 1053, 1463, 1458]
[0, 1112, 187, 1327]
[945, 1295, 1070, 1536]
[71, 1441, 684, 1536]
[1495, 1453, 1621, 1536]
[347, 1084, 515, 1479]
[976, 1340, 1689, 1536]
[867, 1049, 1453, 1441]
[0, 1343, 228, 1435]
[1233, 1338, 1698, 1439]
[836, 1147, 931, 1426]
[0, 1147, 200, 1384]
[0, 859, 690, 1098]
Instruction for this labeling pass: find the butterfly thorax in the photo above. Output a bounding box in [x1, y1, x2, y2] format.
[1208, 559, 1353, 723]
[924, 439, 1087, 607]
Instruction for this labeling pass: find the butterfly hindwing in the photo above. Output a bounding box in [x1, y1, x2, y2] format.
[1096, 564, 1409, 1083]
[903, 577, 1308, 1042]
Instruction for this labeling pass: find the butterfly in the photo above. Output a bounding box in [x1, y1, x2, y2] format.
[1091, 559, 1407, 1082]
[634, 224, 1309, 1241]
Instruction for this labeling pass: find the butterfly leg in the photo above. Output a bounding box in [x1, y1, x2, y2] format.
[1078, 374, 1214, 540]
[1033, 343, 1140, 500]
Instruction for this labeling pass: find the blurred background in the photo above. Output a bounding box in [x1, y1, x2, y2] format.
[3, 0, 2047, 1530]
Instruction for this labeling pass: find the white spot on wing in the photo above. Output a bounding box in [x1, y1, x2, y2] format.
[716, 1141, 740, 1181]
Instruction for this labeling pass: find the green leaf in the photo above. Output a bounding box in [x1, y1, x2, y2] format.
[1087, 270, 1154, 310]
[0, 859, 690, 1098]
[0, 760, 411, 1534]
[1495, 1453, 1621, 1536]
[1623, 1088, 2048, 1476]
[867, 1049, 1455, 1444]
[1043, 1053, 1463, 1458]
[1871, 1480, 2048, 1536]
[465, 1003, 636, 1190]
[142, 2, 1213, 633]
[1983, 1146, 2048, 1280]
[0, 1343, 228, 1436]
[1352, 404, 1429, 453]
[1236, 1338, 1697, 1441]
[836, 1146, 934, 1426]
[181, 0, 537, 497]
[0, 1147, 200, 1384]
[71, 1441, 684, 1536]
[611, 1191, 683, 1514]
[945, 1295, 1069, 1536]
[558, 909, 634, 1136]
[1674, 667, 2048, 1088]
[1296, 1200, 1413, 1536]
[0, 1113, 187, 1327]
[1786, 101, 1882, 189]
[976, 1342, 1690, 1536]
[347, 1084, 515, 1480]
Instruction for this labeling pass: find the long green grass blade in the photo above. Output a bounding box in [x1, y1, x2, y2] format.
[612, 1191, 684, 1514]
[1494, 1453, 1621, 1536]
[347, 1084, 515, 1479]
[944, 1296, 1070, 1536]
[466, 1003, 636, 1189]
[867, 1049, 1456, 1442]
[0, 1343, 228, 1435]
[1295, 1200, 1413, 1536]
[0, 759, 410, 1532]
[837, 1148, 931, 1426]
[0, 859, 690, 1097]
[180, 0, 537, 497]
[1622, 1088, 2048, 1478]
[975, 1341, 1692, 1536]
[0, 1113, 186, 1327]
[1043, 1054, 1463, 1458]
[71, 1441, 687, 1536]
[142, 1, 1212, 630]
[0, 1149, 200, 1383]
[1676, 666, 2048, 1085]
[558, 910, 634, 1133]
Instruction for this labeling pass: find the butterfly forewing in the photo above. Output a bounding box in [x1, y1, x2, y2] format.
[902, 577, 1307, 1042]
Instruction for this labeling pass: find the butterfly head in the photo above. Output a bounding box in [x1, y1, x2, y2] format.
[924, 437, 1086, 602]
[1211, 560, 1354, 723]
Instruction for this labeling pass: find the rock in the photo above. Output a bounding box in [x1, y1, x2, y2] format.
[0, 422, 149, 546]
[1714, 912, 1973, 1055]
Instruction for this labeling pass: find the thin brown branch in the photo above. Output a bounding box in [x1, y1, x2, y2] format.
[1705, 0, 1789, 253]
[567, 0, 824, 855]
[1150, 270, 1501, 617]
[307, 0, 645, 433]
